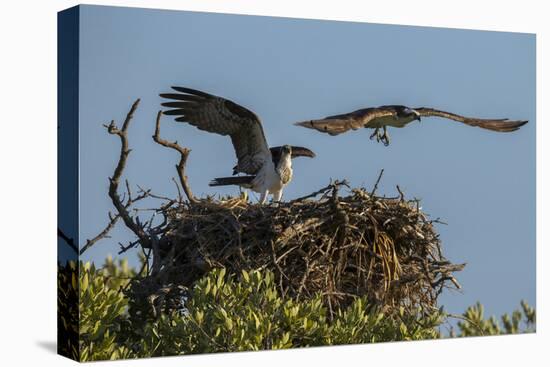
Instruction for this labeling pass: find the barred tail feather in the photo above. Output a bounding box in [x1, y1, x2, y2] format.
[209, 176, 255, 187]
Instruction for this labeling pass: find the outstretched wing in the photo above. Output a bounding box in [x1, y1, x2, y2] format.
[160, 86, 271, 175]
[294, 107, 397, 135]
[270, 146, 316, 159]
[414, 107, 528, 132]
[232, 146, 315, 175]
[270, 145, 315, 166]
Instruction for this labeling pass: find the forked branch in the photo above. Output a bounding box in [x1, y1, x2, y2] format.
[80, 183, 151, 254]
[79, 213, 120, 255]
[290, 179, 350, 203]
[104, 99, 151, 248]
[152, 111, 197, 204]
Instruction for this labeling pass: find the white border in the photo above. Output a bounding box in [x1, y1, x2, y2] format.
[0, 1, 546, 366]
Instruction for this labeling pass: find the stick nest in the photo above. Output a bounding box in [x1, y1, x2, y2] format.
[86, 102, 463, 321]
[127, 181, 464, 319]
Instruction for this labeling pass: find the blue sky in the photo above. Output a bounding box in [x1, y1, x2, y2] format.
[75, 5, 535, 321]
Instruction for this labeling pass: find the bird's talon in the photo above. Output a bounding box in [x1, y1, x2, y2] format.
[369, 129, 378, 141]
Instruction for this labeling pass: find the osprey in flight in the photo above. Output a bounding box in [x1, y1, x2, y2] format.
[160, 87, 315, 203]
[295, 105, 528, 146]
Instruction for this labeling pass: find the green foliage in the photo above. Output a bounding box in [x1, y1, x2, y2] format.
[131, 268, 329, 356]
[330, 301, 442, 344]
[78, 257, 136, 361]
[455, 301, 536, 337]
[65, 258, 536, 361]
[58, 261, 79, 360]
[130, 268, 443, 357]
[178, 268, 327, 352]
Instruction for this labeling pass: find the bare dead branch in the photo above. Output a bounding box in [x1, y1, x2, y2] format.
[80, 180, 152, 255]
[171, 177, 183, 203]
[136, 185, 173, 202]
[104, 99, 151, 248]
[371, 169, 384, 197]
[79, 212, 120, 255]
[396, 184, 405, 201]
[152, 111, 197, 204]
[290, 179, 349, 203]
[118, 239, 141, 255]
[58, 228, 78, 254]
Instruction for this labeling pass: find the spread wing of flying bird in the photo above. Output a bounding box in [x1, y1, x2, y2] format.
[160, 86, 315, 203]
[413, 107, 528, 132]
[295, 105, 528, 146]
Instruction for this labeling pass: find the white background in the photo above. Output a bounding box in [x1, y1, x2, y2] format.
[0, 0, 546, 366]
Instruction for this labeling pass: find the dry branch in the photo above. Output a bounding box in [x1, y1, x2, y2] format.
[152, 111, 197, 204]
[371, 169, 384, 197]
[79, 213, 120, 255]
[103, 99, 151, 249]
[290, 179, 349, 203]
[80, 183, 152, 255]
[57, 228, 78, 254]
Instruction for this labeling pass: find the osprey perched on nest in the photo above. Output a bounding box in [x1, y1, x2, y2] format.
[160, 86, 315, 204]
[295, 105, 528, 146]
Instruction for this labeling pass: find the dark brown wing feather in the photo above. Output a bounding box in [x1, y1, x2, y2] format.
[279, 146, 316, 159]
[270, 146, 315, 167]
[160, 86, 271, 175]
[232, 146, 315, 175]
[294, 107, 397, 135]
[415, 107, 528, 132]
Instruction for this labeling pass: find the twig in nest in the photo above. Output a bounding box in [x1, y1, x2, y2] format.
[396, 185, 405, 202]
[172, 177, 183, 203]
[371, 169, 384, 197]
[152, 111, 197, 204]
[290, 179, 349, 203]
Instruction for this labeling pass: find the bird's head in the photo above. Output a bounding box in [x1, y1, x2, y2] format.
[412, 109, 421, 122]
[400, 107, 421, 122]
[281, 144, 292, 156]
[275, 145, 293, 170]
